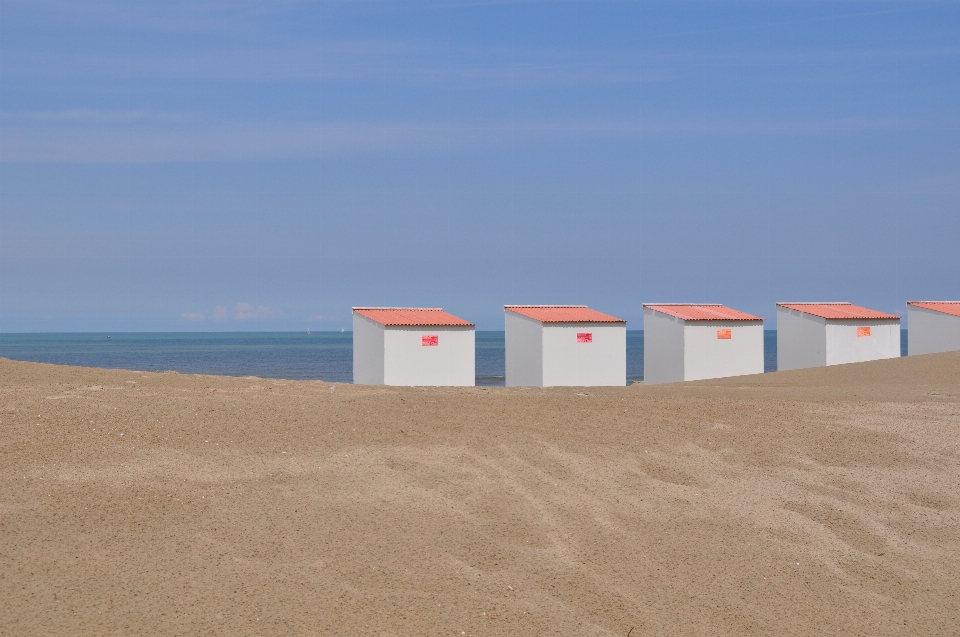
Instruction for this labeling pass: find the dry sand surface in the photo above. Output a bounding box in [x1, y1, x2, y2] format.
[1, 354, 959, 636]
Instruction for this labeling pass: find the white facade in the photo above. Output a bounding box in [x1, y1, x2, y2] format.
[643, 306, 764, 385]
[504, 307, 626, 387]
[352, 310, 475, 386]
[353, 311, 387, 384]
[776, 304, 900, 371]
[907, 303, 960, 355]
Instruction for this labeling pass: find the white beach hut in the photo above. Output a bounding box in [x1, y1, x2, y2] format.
[776, 302, 900, 371]
[352, 308, 475, 386]
[642, 304, 764, 385]
[907, 301, 960, 355]
[504, 305, 626, 387]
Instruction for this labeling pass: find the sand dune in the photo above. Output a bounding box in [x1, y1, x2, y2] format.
[1, 354, 958, 636]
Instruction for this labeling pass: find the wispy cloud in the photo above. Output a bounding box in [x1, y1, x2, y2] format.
[232, 302, 281, 320]
[2, 0, 296, 35]
[2, 116, 950, 164]
[4, 30, 956, 88]
[0, 41, 646, 86]
[180, 302, 282, 323]
[4, 0, 956, 93]
[0, 109, 189, 123]
[3, 1, 612, 36]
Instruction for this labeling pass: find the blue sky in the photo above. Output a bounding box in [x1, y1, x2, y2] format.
[1, 0, 957, 331]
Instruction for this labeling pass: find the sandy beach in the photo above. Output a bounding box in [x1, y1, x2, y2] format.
[1, 353, 958, 636]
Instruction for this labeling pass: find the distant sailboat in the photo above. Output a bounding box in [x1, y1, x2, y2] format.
[341, 327, 344, 333]
[307, 328, 311, 335]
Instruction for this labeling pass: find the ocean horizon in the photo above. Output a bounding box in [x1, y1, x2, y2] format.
[0, 330, 909, 385]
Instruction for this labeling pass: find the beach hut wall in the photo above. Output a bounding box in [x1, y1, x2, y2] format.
[504, 305, 626, 387]
[642, 304, 764, 385]
[352, 308, 475, 386]
[776, 302, 900, 371]
[906, 302, 960, 355]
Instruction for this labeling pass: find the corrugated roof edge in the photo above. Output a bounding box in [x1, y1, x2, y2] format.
[353, 307, 444, 310]
[505, 306, 625, 323]
[644, 304, 764, 321]
[776, 302, 850, 306]
[907, 301, 960, 317]
[776, 302, 899, 320]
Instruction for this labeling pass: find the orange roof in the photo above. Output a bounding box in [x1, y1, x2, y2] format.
[777, 303, 899, 320]
[644, 304, 762, 321]
[353, 308, 474, 327]
[504, 305, 625, 323]
[908, 301, 960, 318]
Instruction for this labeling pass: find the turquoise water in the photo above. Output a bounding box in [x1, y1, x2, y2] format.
[0, 330, 907, 385]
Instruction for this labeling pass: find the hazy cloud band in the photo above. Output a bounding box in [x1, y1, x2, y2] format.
[1, 117, 939, 164]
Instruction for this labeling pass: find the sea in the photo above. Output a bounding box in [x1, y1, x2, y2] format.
[0, 331, 908, 386]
